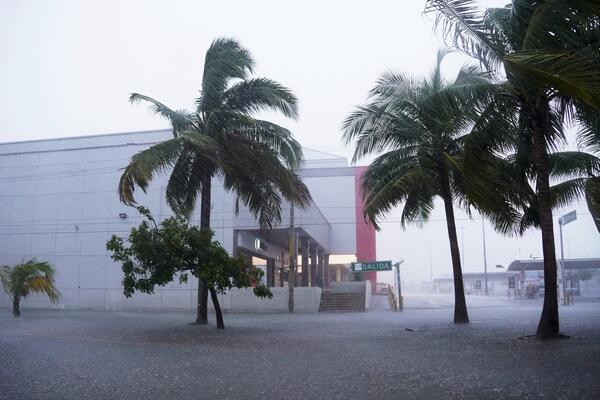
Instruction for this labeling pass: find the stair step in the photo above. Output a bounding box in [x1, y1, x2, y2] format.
[319, 292, 366, 312]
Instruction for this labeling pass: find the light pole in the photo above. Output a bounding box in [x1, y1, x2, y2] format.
[558, 210, 577, 305]
[288, 204, 295, 313]
[482, 218, 489, 295]
[393, 260, 405, 311]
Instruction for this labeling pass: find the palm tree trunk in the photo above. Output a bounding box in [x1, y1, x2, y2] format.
[441, 179, 470, 324]
[12, 296, 20, 317]
[196, 173, 226, 328]
[530, 100, 560, 337]
[195, 173, 212, 325]
[209, 287, 225, 329]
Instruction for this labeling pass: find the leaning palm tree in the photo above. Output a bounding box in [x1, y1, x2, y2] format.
[426, 0, 600, 337]
[343, 50, 501, 324]
[119, 38, 311, 329]
[0, 259, 60, 317]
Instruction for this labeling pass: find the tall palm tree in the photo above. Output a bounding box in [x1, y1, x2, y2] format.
[119, 38, 311, 329]
[343, 50, 501, 324]
[426, 0, 600, 337]
[0, 259, 60, 317]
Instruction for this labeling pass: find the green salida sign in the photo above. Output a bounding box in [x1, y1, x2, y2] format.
[351, 261, 393, 272]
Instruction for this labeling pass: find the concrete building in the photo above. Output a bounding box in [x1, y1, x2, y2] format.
[507, 258, 600, 298]
[431, 272, 520, 297]
[0, 130, 376, 312]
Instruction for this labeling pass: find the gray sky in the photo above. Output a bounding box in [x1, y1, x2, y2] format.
[1, 0, 598, 284]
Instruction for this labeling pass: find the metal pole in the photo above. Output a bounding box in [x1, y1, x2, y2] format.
[482, 219, 489, 295]
[288, 205, 295, 313]
[559, 221, 566, 305]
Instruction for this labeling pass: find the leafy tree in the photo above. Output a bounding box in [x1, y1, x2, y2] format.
[0, 259, 60, 317]
[106, 207, 271, 329]
[118, 38, 311, 325]
[343, 50, 501, 324]
[426, 0, 600, 337]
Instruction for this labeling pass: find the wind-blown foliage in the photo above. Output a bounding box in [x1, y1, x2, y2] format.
[426, 0, 600, 336]
[119, 37, 310, 327]
[106, 207, 271, 329]
[343, 50, 502, 324]
[0, 259, 60, 317]
[120, 38, 310, 223]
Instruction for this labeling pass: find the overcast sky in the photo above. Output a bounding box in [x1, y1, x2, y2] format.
[1, 0, 599, 284]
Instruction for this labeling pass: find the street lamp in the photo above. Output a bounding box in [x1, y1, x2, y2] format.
[393, 260, 405, 311]
[482, 218, 489, 295]
[558, 210, 577, 305]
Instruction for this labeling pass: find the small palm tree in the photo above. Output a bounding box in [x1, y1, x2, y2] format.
[119, 38, 311, 328]
[343, 50, 500, 324]
[0, 259, 60, 317]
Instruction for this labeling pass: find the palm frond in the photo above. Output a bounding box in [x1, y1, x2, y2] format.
[235, 119, 304, 169]
[0, 266, 12, 298]
[165, 147, 214, 219]
[576, 103, 600, 153]
[504, 47, 600, 109]
[585, 176, 600, 233]
[26, 276, 60, 303]
[129, 93, 195, 135]
[522, 0, 600, 50]
[550, 178, 588, 209]
[548, 151, 600, 179]
[425, 0, 506, 70]
[343, 102, 426, 163]
[198, 37, 255, 112]
[361, 151, 435, 229]
[118, 138, 186, 206]
[224, 78, 299, 120]
[219, 136, 311, 227]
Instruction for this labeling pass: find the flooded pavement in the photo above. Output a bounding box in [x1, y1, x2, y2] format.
[1, 296, 599, 400]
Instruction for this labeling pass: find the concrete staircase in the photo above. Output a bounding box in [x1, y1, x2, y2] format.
[319, 291, 366, 312]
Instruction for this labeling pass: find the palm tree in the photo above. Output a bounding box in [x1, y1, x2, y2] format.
[426, 0, 600, 337]
[343, 50, 501, 324]
[119, 38, 311, 329]
[0, 259, 60, 317]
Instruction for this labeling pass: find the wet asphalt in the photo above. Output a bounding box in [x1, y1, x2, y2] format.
[1, 296, 599, 400]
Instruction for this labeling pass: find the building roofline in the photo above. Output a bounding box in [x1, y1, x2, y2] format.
[0, 128, 171, 147]
[0, 131, 355, 167]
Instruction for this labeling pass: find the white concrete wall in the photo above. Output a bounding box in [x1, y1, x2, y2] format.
[0, 286, 322, 313]
[0, 130, 349, 311]
[301, 174, 356, 254]
[330, 281, 367, 293]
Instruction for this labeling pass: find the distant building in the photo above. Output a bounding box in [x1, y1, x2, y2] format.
[507, 258, 600, 298]
[426, 259, 600, 298]
[0, 130, 377, 311]
[432, 272, 520, 296]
